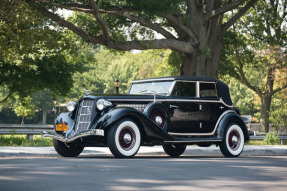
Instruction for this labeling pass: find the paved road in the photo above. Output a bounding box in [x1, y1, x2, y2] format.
[1, 145, 287, 157]
[0, 155, 287, 191]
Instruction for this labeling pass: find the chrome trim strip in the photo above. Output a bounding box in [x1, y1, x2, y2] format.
[165, 98, 232, 107]
[41, 129, 104, 143]
[164, 139, 222, 143]
[168, 110, 236, 136]
[132, 78, 175, 84]
[108, 99, 166, 102]
[196, 81, 200, 98]
[109, 98, 232, 107]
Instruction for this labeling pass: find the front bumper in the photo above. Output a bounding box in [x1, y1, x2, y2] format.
[41, 129, 104, 143]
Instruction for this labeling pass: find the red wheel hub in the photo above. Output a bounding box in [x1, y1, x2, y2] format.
[118, 127, 136, 151]
[228, 130, 241, 151]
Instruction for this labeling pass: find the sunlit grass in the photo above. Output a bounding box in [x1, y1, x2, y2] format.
[246, 140, 265, 145]
[0, 135, 53, 147]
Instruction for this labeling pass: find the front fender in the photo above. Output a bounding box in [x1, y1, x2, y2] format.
[216, 112, 249, 142]
[54, 112, 74, 135]
[91, 107, 174, 141]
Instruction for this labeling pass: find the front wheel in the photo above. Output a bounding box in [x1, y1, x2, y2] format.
[107, 119, 141, 158]
[53, 139, 84, 157]
[220, 123, 245, 157]
[162, 144, 186, 157]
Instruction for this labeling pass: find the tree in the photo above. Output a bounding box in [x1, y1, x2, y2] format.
[25, 0, 258, 77]
[14, 97, 35, 125]
[0, 1, 84, 103]
[68, 48, 176, 99]
[221, 0, 287, 133]
[31, 89, 56, 125]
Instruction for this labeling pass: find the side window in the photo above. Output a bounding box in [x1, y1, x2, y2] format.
[200, 82, 217, 98]
[171, 82, 196, 97]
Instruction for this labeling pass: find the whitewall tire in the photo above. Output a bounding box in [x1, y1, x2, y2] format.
[220, 123, 245, 157]
[108, 119, 141, 158]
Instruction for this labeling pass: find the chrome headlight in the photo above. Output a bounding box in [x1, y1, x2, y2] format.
[67, 101, 77, 112]
[96, 99, 112, 110]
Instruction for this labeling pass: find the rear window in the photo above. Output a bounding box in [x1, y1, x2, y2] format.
[200, 82, 217, 98]
[171, 82, 196, 97]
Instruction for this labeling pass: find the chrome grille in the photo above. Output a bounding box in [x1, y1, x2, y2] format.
[75, 99, 94, 133]
[116, 104, 147, 112]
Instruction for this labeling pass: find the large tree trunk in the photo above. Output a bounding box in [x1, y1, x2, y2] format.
[181, 1, 224, 78]
[260, 94, 272, 133]
[181, 40, 223, 77]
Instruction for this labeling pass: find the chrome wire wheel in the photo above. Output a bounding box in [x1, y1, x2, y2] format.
[220, 123, 245, 157]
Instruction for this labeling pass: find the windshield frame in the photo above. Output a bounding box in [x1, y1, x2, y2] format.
[128, 80, 175, 95]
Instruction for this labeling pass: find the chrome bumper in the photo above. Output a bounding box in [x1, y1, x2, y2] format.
[41, 129, 104, 143]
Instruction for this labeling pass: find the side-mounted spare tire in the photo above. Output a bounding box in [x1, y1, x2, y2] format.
[144, 102, 170, 131]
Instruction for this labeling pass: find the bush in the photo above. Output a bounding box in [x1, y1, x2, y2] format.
[263, 133, 280, 145]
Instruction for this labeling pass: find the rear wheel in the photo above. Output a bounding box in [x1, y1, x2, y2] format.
[107, 119, 141, 158]
[53, 139, 84, 157]
[220, 123, 245, 157]
[162, 144, 186, 157]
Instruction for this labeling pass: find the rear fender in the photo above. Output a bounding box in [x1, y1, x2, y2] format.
[216, 112, 249, 142]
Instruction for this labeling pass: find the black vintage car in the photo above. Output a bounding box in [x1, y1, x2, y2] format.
[42, 76, 249, 158]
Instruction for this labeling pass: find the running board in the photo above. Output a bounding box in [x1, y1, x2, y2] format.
[164, 137, 222, 144]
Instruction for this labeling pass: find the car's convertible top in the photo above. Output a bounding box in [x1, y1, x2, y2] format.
[132, 76, 233, 106]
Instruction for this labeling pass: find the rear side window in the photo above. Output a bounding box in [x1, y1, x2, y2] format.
[171, 82, 196, 97]
[200, 82, 217, 98]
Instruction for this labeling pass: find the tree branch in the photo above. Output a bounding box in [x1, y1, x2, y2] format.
[163, 13, 198, 45]
[89, 0, 109, 41]
[203, 0, 247, 22]
[281, 0, 287, 19]
[36, 7, 94, 43]
[234, 45, 263, 96]
[102, 39, 195, 54]
[0, 89, 13, 104]
[272, 83, 287, 96]
[100, 10, 176, 40]
[32, 5, 194, 53]
[222, 0, 258, 34]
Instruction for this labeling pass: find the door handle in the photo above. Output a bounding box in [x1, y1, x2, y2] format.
[169, 105, 178, 110]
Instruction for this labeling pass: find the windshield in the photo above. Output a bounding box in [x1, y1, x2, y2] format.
[129, 81, 174, 95]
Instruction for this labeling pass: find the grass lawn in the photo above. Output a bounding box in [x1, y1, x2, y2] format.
[0, 135, 53, 147]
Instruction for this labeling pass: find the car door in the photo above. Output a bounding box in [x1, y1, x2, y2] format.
[167, 81, 201, 134]
[199, 82, 224, 133]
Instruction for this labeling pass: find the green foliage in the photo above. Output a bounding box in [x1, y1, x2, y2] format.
[0, 135, 53, 147]
[0, 1, 84, 103]
[66, 48, 178, 98]
[263, 133, 280, 145]
[270, 89, 287, 131]
[221, 76, 256, 115]
[14, 97, 35, 122]
[126, 0, 184, 15]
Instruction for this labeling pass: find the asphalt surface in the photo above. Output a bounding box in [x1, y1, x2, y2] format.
[0, 155, 287, 190]
[0, 146, 287, 190]
[0, 145, 287, 157]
